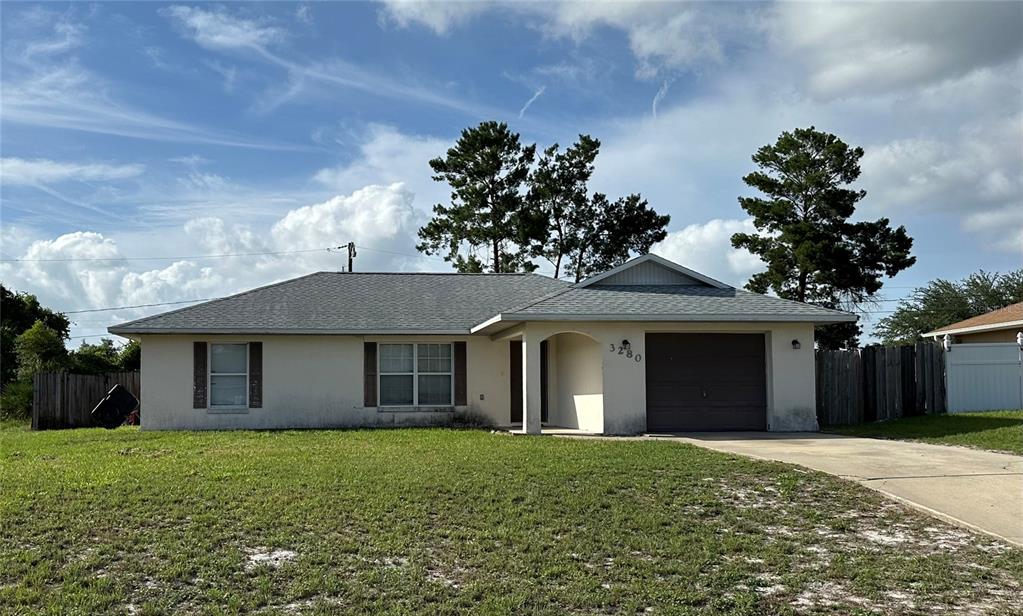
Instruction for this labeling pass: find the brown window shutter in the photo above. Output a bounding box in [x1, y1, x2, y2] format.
[454, 341, 467, 406]
[364, 342, 377, 407]
[248, 342, 262, 408]
[509, 340, 522, 423]
[193, 341, 207, 408]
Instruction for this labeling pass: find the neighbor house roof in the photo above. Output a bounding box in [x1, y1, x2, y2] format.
[109, 255, 858, 336]
[923, 301, 1023, 338]
[109, 272, 569, 335]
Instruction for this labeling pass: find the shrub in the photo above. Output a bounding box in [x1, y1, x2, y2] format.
[0, 380, 33, 420]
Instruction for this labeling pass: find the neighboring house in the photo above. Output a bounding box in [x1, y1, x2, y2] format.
[923, 302, 1023, 344]
[109, 254, 855, 434]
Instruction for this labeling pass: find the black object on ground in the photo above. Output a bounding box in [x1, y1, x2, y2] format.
[91, 384, 140, 429]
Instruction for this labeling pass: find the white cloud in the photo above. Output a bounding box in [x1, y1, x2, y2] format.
[626, 10, 725, 79]
[651, 80, 670, 118]
[651, 218, 762, 286]
[379, 1, 734, 79]
[176, 171, 233, 193]
[161, 5, 283, 51]
[859, 113, 1022, 250]
[22, 19, 85, 60]
[0, 183, 432, 340]
[766, 2, 1023, 99]
[518, 86, 546, 118]
[1, 63, 304, 150]
[295, 4, 313, 26]
[164, 5, 501, 118]
[313, 124, 449, 212]
[273, 184, 419, 264]
[377, 0, 489, 35]
[0, 11, 302, 151]
[0, 158, 144, 186]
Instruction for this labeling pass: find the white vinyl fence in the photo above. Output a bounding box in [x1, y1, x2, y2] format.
[945, 343, 1023, 413]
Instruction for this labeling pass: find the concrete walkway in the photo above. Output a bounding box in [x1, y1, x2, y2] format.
[653, 432, 1023, 546]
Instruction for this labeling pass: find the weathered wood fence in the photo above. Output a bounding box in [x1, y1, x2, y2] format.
[816, 343, 945, 427]
[32, 372, 140, 430]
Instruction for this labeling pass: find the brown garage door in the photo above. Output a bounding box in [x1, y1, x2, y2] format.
[645, 333, 767, 431]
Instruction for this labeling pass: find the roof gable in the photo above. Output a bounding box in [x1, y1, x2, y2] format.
[576, 254, 730, 289]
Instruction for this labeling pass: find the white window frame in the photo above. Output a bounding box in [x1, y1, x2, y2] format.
[378, 342, 454, 408]
[208, 342, 249, 411]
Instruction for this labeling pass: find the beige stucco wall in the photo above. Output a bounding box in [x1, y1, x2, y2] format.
[138, 320, 818, 433]
[139, 334, 512, 430]
[515, 320, 817, 434]
[549, 332, 604, 432]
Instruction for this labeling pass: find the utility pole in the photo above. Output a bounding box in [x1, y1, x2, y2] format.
[347, 242, 356, 272]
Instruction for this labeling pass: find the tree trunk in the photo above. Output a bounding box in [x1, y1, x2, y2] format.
[797, 269, 808, 303]
[492, 239, 501, 273]
[554, 252, 562, 280]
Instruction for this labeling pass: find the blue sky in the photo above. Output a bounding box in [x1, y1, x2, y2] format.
[1, 1, 1021, 343]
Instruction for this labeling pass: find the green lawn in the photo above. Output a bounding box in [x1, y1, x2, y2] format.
[830, 410, 1023, 455]
[1, 426, 1021, 615]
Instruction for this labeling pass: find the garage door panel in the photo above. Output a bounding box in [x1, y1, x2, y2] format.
[645, 333, 767, 431]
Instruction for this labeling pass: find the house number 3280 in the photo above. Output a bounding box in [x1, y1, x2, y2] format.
[610, 344, 642, 362]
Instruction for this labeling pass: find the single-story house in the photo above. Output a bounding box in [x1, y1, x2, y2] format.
[923, 301, 1023, 344]
[109, 254, 855, 434]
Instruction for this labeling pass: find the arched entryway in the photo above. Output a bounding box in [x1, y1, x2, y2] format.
[543, 331, 604, 433]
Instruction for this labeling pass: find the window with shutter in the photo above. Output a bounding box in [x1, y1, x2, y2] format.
[193, 341, 207, 408]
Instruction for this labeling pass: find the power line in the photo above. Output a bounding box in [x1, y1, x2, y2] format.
[0, 246, 346, 263]
[64, 297, 221, 314]
[355, 244, 450, 262]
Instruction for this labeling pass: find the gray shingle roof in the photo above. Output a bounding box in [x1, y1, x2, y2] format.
[109, 272, 570, 334]
[499, 285, 855, 323]
[110, 273, 856, 335]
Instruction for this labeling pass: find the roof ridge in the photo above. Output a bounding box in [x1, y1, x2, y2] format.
[733, 289, 855, 316]
[319, 271, 541, 276]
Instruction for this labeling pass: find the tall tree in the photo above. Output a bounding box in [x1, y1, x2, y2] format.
[14, 321, 68, 380]
[731, 127, 915, 349]
[1, 285, 70, 387]
[565, 193, 671, 283]
[418, 121, 536, 273]
[525, 135, 601, 279]
[69, 339, 122, 375]
[875, 270, 1023, 345]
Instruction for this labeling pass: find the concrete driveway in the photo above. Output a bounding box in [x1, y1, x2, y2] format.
[657, 432, 1023, 546]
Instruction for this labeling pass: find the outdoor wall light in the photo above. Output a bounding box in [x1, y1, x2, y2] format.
[791, 339, 801, 350]
[621, 339, 631, 350]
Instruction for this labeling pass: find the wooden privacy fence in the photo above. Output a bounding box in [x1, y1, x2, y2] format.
[816, 343, 945, 427]
[32, 371, 140, 430]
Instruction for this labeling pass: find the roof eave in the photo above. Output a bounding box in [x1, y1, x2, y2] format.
[923, 319, 1023, 338]
[108, 327, 474, 336]
[470, 312, 856, 330]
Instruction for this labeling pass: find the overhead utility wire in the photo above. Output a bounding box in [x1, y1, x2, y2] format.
[0, 246, 347, 263]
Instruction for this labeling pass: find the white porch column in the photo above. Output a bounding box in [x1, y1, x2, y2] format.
[521, 328, 543, 435]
